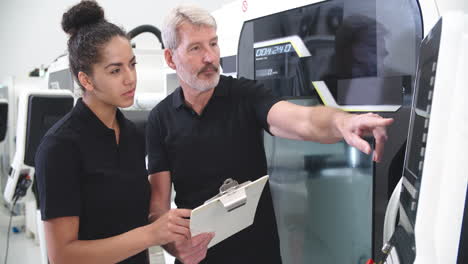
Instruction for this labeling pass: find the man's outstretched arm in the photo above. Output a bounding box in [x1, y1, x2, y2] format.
[267, 101, 394, 162]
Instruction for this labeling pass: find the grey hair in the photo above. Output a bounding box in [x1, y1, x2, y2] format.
[162, 5, 217, 50]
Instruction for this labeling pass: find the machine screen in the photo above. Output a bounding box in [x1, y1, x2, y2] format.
[254, 42, 299, 79]
[255, 43, 294, 57]
[24, 96, 74, 167]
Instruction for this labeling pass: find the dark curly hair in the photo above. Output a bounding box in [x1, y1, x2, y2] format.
[62, 0, 128, 90]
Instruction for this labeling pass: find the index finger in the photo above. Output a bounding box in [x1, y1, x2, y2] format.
[360, 117, 394, 129]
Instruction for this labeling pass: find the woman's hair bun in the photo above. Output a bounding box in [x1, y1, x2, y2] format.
[62, 0, 105, 35]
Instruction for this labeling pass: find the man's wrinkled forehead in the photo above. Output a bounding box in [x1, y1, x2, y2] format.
[175, 22, 217, 48]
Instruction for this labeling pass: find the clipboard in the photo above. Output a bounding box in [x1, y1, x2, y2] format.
[190, 175, 269, 248]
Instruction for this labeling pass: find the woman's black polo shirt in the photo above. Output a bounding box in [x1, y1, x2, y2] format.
[35, 98, 150, 264]
[147, 75, 283, 263]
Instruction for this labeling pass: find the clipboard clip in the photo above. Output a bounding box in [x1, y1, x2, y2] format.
[206, 178, 251, 212]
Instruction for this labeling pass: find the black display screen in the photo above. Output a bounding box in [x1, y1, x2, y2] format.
[25, 96, 74, 166]
[254, 42, 299, 81]
[255, 43, 294, 57]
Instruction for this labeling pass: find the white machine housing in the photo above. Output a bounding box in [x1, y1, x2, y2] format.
[3, 89, 74, 204]
[3, 89, 74, 264]
[413, 12, 468, 264]
[383, 11, 468, 264]
[0, 77, 46, 191]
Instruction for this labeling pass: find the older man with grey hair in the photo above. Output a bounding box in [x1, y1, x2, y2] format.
[146, 5, 393, 264]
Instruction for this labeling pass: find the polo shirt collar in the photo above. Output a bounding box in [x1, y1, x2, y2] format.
[172, 87, 185, 109]
[73, 98, 126, 136]
[172, 76, 228, 109]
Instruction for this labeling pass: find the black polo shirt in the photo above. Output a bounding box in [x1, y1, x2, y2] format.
[35, 98, 150, 264]
[147, 75, 283, 264]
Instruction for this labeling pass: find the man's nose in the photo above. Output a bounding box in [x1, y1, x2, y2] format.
[203, 48, 216, 63]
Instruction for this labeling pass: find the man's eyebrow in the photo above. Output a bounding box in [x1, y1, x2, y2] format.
[187, 36, 219, 48]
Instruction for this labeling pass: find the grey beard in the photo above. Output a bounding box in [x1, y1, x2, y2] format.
[191, 73, 220, 92]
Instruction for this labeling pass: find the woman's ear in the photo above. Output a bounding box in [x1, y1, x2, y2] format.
[78, 71, 94, 92]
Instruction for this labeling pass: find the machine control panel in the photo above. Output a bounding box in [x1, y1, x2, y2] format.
[401, 19, 442, 227]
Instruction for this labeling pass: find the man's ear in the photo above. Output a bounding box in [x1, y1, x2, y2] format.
[77, 71, 94, 92]
[164, 48, 177, 70]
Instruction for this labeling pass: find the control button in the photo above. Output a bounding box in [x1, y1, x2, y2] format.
[432, 62, 437, 72]
[428, 90, 433, 100]
[422, 133, 427, 143]
[411, 201, 417, 211]
[419, 161, 423, 171]
[420, 147, 425, 157]
[430, 76, 435, 86]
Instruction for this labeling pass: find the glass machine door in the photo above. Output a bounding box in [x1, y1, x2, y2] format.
[236, 0, 423, 263]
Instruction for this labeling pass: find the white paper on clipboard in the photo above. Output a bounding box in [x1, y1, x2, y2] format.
[190, 175, 269, 248]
